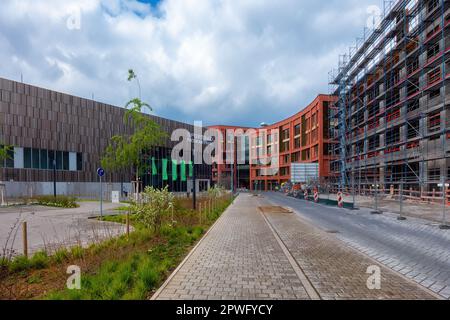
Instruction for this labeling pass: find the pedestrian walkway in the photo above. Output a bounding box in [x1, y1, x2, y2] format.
[261, 204, 435, 299]
[152, 194, 438, 300]
[152, 194, 310, 300]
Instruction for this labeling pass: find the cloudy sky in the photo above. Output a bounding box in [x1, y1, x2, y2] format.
[0, 0, 384, 126]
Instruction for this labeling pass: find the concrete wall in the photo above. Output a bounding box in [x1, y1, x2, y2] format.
[3, 181, 131, 200]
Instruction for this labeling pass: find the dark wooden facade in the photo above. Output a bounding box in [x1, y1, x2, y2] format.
[0, 77, 210, 184]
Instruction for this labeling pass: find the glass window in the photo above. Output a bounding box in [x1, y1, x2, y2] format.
[76, 153, 83, 171]
[63, 152, 69, 171]
[32, 148, 40, 169]
[24, 148, 32, 168]
[40, 149, 48, 170]
[56, 151, 63, 170]
[48, 150, 55, 169]
[5, 148, 14, 168]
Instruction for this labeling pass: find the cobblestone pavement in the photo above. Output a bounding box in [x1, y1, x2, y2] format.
[152, 194, 436, 300]
[265, 192, 450, 299]
[260, 203, 434, 299]
[153, 194, 310, 300]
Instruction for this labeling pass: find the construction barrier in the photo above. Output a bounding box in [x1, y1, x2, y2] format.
[304, 190, 308, 201]
[314, 190, 319, 203]
[328, 186, 450, 206]
[337, 192, 344, 208]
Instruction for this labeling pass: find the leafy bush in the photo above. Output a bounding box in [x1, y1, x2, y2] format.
[208, 185, 226, 199]
[30, 251, 49, 269]
[9, 255, 31, 272]
[33, 195, 79, 208]
[53, 248, 69, 264]
[70, 246, 84, 259]
[132, 186, 174, 232]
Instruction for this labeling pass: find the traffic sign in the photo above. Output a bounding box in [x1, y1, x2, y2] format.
[97, 168, 105, 177]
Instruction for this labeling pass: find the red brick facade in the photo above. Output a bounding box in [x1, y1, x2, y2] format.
[209, 95, 337, 191]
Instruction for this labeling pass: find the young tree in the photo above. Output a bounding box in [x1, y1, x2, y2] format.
[0, 144, 13, 178]
[0, 145, 13, 206]
[0, 145, 11, 162]
[101, 70, 166, 195]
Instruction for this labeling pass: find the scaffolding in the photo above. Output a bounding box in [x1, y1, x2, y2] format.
[329, 0, 450, 205]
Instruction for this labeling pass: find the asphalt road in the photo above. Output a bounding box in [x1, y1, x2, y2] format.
[264, 192, 450, 299]
[0, 202, 126, 257]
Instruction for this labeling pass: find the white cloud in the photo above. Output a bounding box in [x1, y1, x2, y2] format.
[0, 0, 382, 126]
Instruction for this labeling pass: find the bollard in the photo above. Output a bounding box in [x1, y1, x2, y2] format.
[22, 221, 28, 258]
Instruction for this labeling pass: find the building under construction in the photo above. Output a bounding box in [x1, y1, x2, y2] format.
[329, 0, 450, 202]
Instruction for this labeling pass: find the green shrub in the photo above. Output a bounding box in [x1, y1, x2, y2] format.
[132, 186, 174, 231]
[0, 257, 9, 268]
[53, 248, 69, 264]
[9, 255, 31, 272]
[138, 261, 159, 289]
[70, 246, 84, 259]
[30, 251, 49, 269]
[33, 195, 79, 208]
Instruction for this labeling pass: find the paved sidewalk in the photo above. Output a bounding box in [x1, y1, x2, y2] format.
[153, 194, 310, 300]
[152, 194, 437, 300]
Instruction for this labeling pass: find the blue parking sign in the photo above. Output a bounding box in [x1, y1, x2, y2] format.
[97, 167, 105, 177]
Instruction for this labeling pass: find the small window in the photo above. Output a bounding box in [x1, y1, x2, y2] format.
[48, 150, 55, 169]
[24, 148, 32, 168]
[63, 152, 69, 171]
[76, 153, 83, 171]
[56, 151, 63, 170]
[32, 148, 40, 169]
[40, 149, 48, 170]
[5, 148, 14, 168]
[430, 89, 440, 100]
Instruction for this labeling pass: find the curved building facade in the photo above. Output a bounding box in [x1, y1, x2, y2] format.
[210, 94, 337, 191]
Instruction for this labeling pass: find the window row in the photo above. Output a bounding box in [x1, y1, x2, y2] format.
[0, 146, 83, 171]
